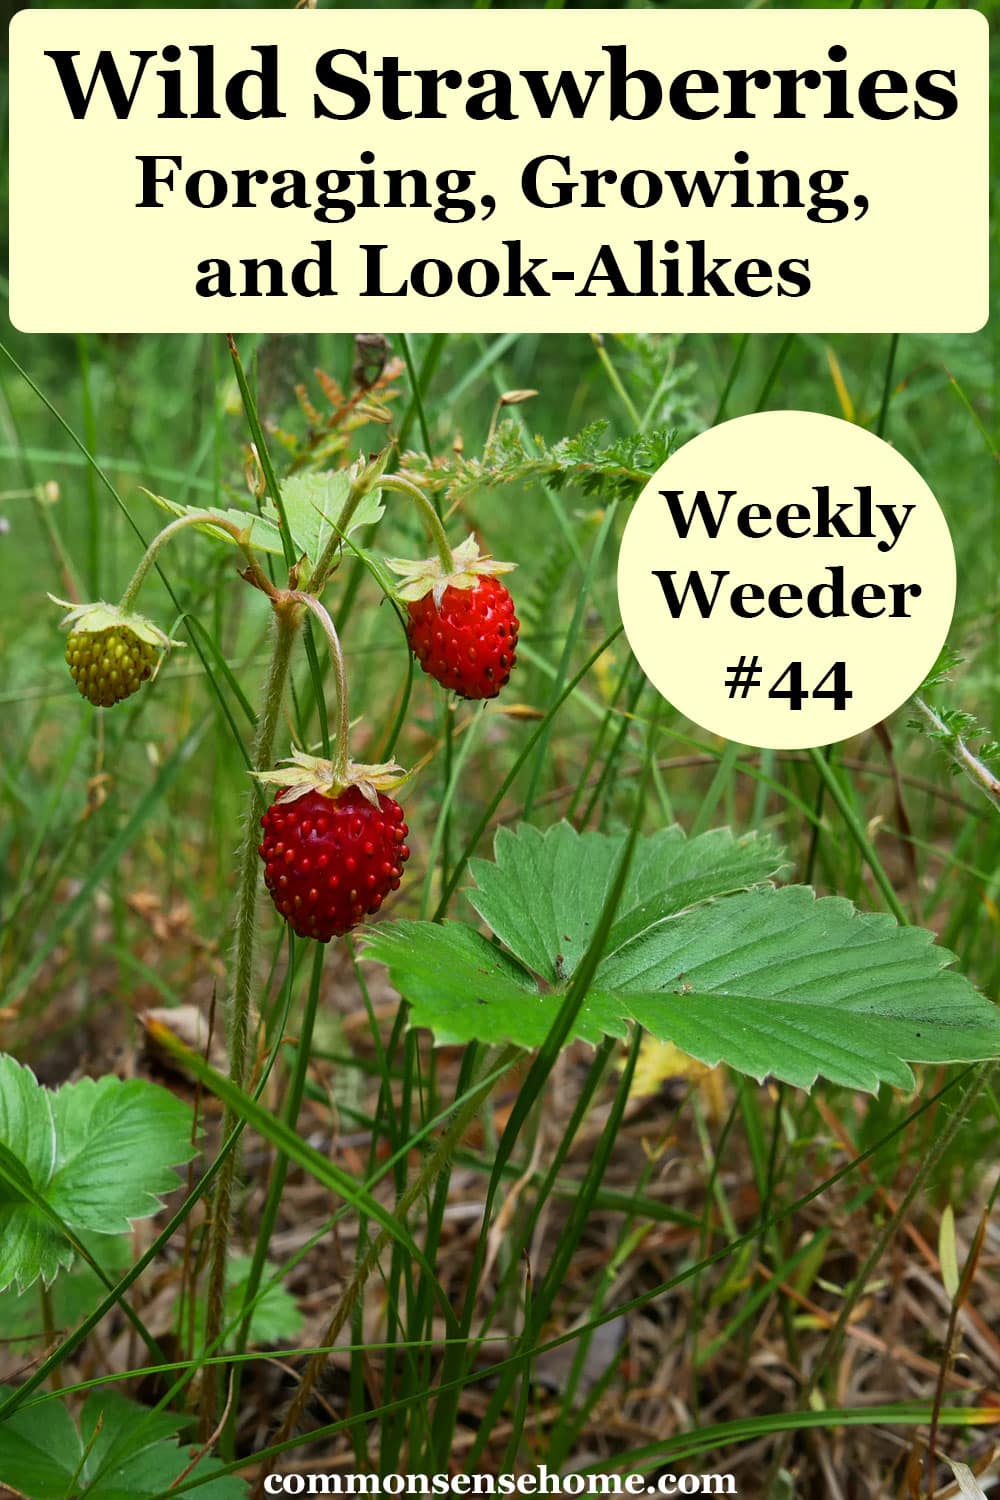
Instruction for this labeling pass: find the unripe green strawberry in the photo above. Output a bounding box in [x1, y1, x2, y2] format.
[51, 597, 180, 709]
[386, 534, 518, 701]
[66, 625, 157, 707]
[255, 749, 411, 943]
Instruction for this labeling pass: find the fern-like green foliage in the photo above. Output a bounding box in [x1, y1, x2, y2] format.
[399, 420, 675, 507]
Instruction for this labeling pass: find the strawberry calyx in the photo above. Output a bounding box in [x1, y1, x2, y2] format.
[385, 534, 516, 609]
[253, 745, 409, 810]
[49, 595, 183, 652]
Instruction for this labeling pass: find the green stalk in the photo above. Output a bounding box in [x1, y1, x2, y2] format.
[201, 593, 304, 1435]
[807, 746, 907, 923]
[286, 592, 352, 783]
[118, 511, 277, 614]
[590, 332, 642, 430]
[250, 1044, 522, 1500]
[379, 474, 454, 571]
[398, 333, 434, 456]
[306, 463, 383, 596]
[223, 939, 324, 1460]
[226, 332, 330, 758]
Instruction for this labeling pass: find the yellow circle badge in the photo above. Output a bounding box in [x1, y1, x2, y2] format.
[617, 410, 956, 750]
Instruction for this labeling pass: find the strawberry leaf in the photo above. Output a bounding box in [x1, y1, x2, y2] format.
[263, 469, 380, 565]
[0, 1058, 196, 1293]
[184, 1254, 304, 1352]
[601, 886, 1000, 1091]
[47, 1074, 196, 1234]
[362, 922, 589, 1048]
[364, 826, 1000, 1093]
[146, 473, 382, 572]
[0, 1234, 133, 1342]
[0, 1387, 245, 1499]
[142, 491, 287, 555]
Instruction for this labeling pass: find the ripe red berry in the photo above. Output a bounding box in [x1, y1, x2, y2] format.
[406, 576, 519, 700]
[258, 786, 410, 943]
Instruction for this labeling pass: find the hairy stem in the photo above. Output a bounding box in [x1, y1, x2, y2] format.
[118, 511, 277, 614]
[201, 594, 304, 1436]
[914, 695, 1000, 814]
[286, 592, 351, 783]
[380, 474, 454, 571]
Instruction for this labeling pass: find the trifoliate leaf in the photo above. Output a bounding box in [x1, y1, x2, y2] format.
[363, 825, 1000, 1094]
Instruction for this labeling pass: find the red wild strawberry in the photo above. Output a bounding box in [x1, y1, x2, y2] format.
[406, 574, 518, 700]
[386, 535, 518, 701]
[256, 751, 410, 943]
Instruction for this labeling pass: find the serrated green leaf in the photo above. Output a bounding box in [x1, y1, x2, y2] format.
[0, 1058, 69, 1293]
[599, 887, 1000, 1091]
[467, 822, 783, 984]
[0, 1057, 56, 1185]
[142, 490, 286, 555]
[48, 1075, 196, 1234]
[0, 1234, 133, 1342]
[263, 470, 382, 567]
[0, 1386, 80, 1499]
[0, 1058, 195, 1294]
[0, 1388, 246, 1500]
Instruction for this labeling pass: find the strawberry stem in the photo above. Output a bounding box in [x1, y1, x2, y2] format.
[118, 511, 277, 613]
[287, 591, 352, 785]
[379, 474, 454, 573]
[201, 592, 302, 1437]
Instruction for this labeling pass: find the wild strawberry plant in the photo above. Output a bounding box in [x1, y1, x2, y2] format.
[2, 329, 998, 1491]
